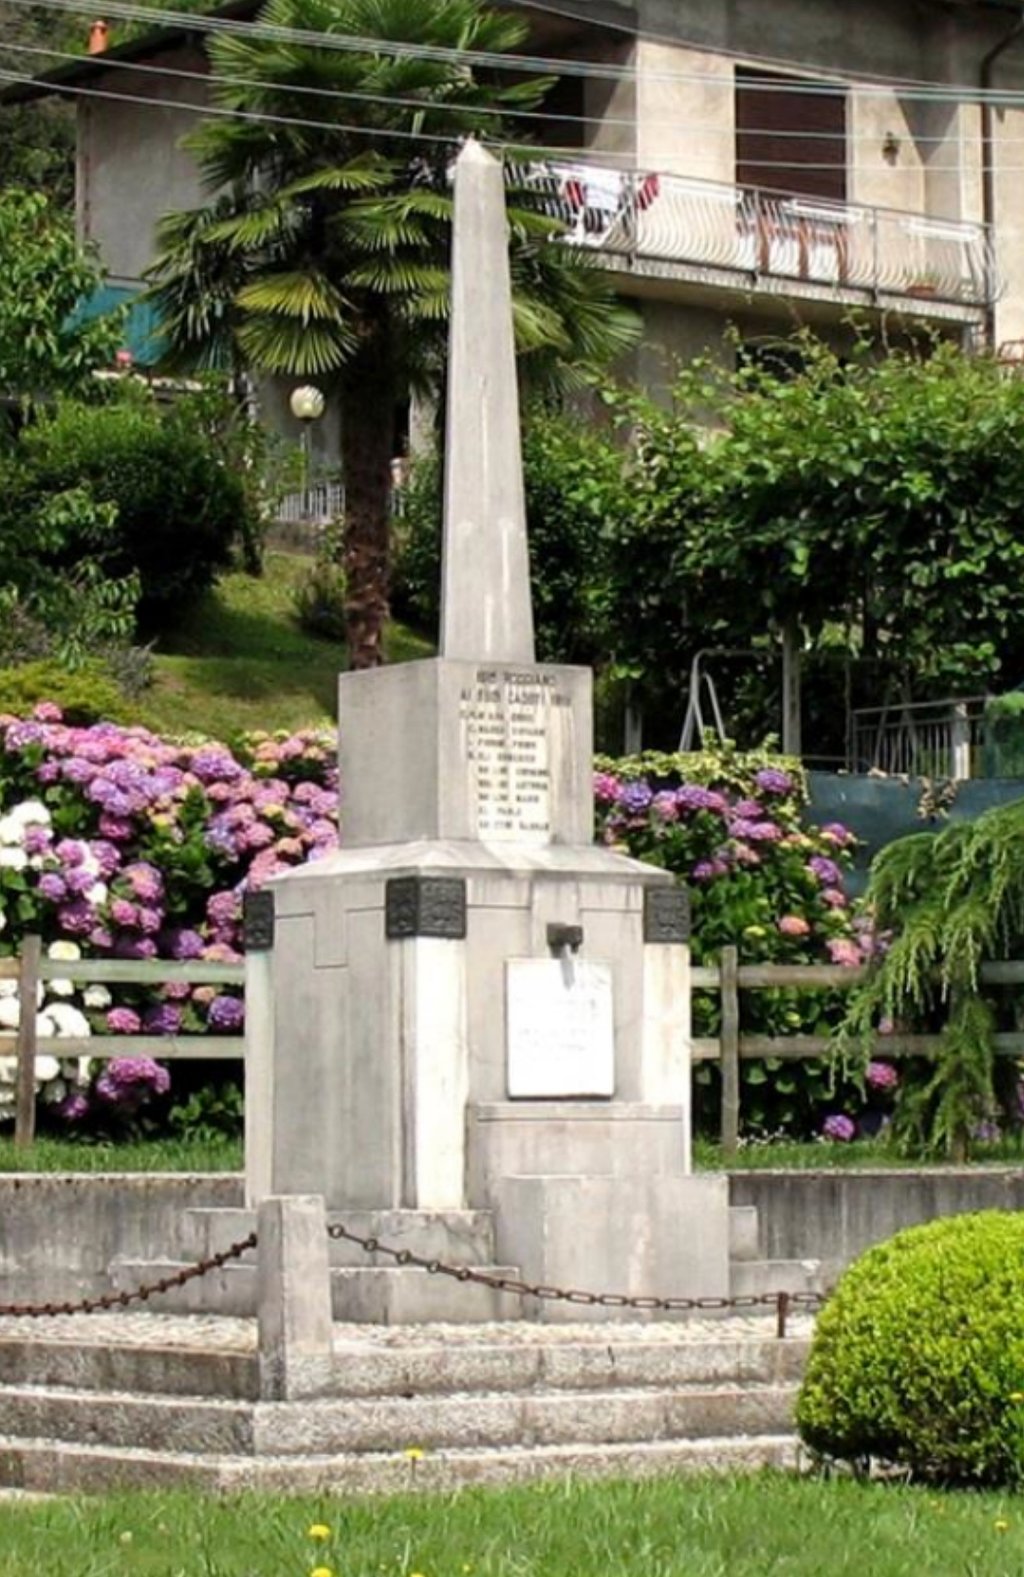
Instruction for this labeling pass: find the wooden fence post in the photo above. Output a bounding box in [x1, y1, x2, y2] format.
[14, 935, 41, 1150]
[720, 944, 740, 1159]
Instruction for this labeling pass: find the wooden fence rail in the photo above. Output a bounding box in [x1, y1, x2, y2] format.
[692, 952, 1024, 1156]
[6, 942, 246, 1148]
[7, 935, 1024, 1158]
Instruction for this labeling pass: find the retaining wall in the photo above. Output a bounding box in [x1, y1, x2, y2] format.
[730, 1166, 1024, 1280]
[0, 1173, 243, 1300]
[2, 1169, 1023, 1302]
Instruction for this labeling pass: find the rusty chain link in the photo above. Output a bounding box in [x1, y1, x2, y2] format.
[326, 1221, 825, 1337]
[0, 1233, 257, 1319]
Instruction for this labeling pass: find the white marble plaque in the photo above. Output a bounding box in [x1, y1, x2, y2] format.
[459, 667, 573, 843]
[506, 958, 615, 1098]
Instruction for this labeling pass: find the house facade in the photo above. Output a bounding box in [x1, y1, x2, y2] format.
[2, 0, 1023, 434]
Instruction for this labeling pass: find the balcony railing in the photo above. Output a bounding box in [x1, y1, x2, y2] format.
[515, 162, 998, 309]
[848, 696, 988, 778]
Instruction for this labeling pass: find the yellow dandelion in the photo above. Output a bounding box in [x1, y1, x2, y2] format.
[996, 1519, 1011, 1533]
[403, 1446, 425, 1461]
[309, 1525, 332, 1541]
[311, 1567, 335, 1577]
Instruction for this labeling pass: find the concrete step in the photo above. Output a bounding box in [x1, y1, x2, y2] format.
[0, 1337, 258, 1400]
[0, 1379, 798, 1457]
[730, 1259, 824, 1298]
[183, 1208, 498, 1268]
[108, 1260, 526, 1323]
[0, 1329, 810, 1400]
[728, 1205, 761, 1262]
[0, 1431, 802, 1495]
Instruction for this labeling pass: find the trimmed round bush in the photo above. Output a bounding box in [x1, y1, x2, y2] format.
[0, 660, 130, 725]
[797, 1211, 1024, 1485]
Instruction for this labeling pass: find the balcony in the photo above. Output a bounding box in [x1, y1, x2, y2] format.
[518, 163, 999, 318]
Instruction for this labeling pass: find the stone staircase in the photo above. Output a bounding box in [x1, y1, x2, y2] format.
[0, 1313, 812, 1494]
[106, 1204, 826, 1323]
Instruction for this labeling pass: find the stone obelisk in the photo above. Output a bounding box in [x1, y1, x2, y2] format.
[245, 142, 729, 1317]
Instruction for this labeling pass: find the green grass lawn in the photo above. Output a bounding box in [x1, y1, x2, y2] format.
[0, 1135, 242, 1172]
[694, 1135, 1024, 1169]
[3, 1475, 1023, 1576]
[138, 551, 432, 738]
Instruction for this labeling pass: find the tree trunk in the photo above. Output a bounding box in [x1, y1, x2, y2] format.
[340, 356, 396, 669]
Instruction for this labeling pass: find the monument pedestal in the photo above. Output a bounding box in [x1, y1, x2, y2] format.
[244, 143, 730, 1316]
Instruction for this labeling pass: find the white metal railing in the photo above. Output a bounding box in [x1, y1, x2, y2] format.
[512, 162, 999, 308]
[848, 696, 989, 778]
[275, 482, 345, 526]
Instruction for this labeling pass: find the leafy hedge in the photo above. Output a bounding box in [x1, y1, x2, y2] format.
[0, 714, 863, 1139]
[798, 1212, 1024, 1485]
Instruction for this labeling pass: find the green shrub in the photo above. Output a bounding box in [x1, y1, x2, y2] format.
[290, 529, 347, 642]
[797, 1212, 1024, 1485]
[20, 396, 247, 627]
[0, 660, 130, 724]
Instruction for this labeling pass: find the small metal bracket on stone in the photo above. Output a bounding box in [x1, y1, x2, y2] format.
[243, 890, 276, 950]
[385, 875, 467, 940]
[546, 922, 583, 956]
[643, 886, 690, 944]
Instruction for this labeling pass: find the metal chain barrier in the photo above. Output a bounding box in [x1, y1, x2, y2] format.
[327, 1221, 825, 1337]
[0, 1233, 257, 1319]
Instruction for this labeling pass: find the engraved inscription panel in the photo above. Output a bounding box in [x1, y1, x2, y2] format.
[459, 667, 571, 843]
[506, 959, 615, 1098]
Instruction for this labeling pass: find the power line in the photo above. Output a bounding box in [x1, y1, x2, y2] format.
[9, 0, 1024, 104]
[512, 0, 1024, 99]
[9, 33, 1024, 146]
[8, 59, 1024, 179]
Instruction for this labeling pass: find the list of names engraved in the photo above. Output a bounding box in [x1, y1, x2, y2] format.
[459, 667, 569, 841]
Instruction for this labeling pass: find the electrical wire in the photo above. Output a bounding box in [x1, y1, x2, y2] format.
[8, 0, 1024, 104]
[7, 57, 1024, 177]
[5, 32, 1024, 146]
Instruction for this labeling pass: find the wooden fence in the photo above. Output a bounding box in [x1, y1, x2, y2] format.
[694, 946, 1024, 1156]
[7, 936, 1024, 1157]
[4, 940, 244, 1148]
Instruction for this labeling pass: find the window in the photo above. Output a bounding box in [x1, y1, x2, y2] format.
[735, 66, 847, 201]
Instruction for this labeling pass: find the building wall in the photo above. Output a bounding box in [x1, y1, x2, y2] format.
[77, 48, 209, 283]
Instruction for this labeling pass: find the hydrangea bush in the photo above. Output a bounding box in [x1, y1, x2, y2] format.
[0, 706, 337, 1131]
[594, 745, 870, 1137]
[0, 713, 880, 1141]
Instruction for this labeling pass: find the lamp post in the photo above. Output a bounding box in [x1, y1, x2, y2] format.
[289, 384, 325, 521]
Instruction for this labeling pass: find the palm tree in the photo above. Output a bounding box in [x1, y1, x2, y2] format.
[147, 0, 636, 668]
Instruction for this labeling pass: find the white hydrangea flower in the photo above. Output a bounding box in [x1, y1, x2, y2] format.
[0, 998, 20, 1030]
[35, 1014, 56, 1041]
[86, 882, 108, 907]
[47, 979, 75, 999]
[0, 1055, 16, 1082]
[10, 801, 50, 828]
[34, 1054, 60, 1081]
[0, 848, 28, 870]
[46, 1003, 90, 1038]
[0, 909, 6, 935]
[0, 980, 18, 1000]
[47, 941, 82, 962]
[0, 815, 23, 847]
[83, 985, 111, 1010]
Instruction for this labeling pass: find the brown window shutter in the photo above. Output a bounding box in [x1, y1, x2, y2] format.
[736, 66, 847, 202]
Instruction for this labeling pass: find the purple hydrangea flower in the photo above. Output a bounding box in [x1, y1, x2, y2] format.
[106, 1007, 141, 1034]
[866, 1060, 899, 1092]
[822, 1113, 856, 1142]
[123, 862, 163, 902]
[618, 781, 653, 815]
[755, 767, 794, 796]
[808, 856, 843, 887]
[56, 1091, 90, 1122]
[167, 928, 205, 961]
[676, 785, 728, 815]
[37, 873, 67, 903]
[143, 1003, 183, 1036]
[207, 995, 245, 1031]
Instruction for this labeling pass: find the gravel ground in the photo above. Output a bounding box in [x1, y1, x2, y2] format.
[0, 1310, 815, 1351]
